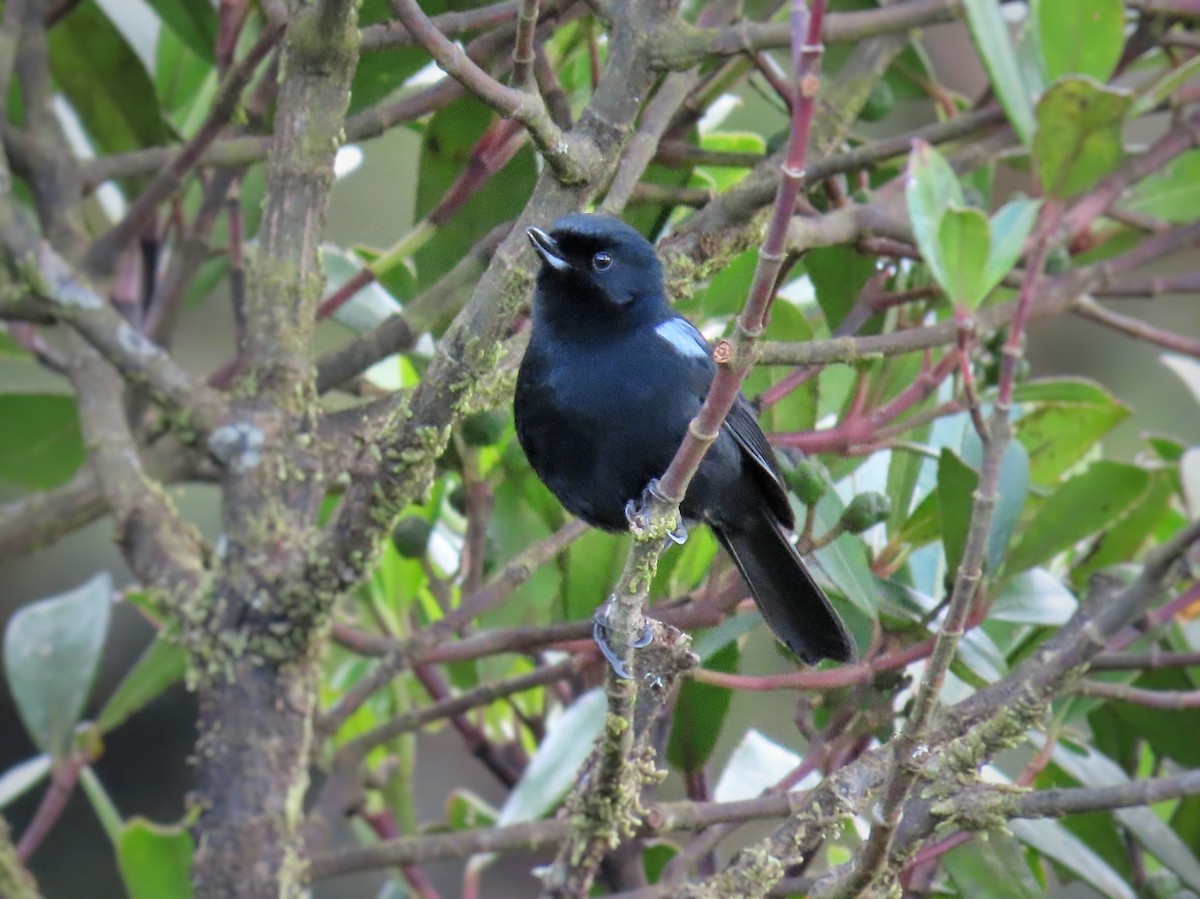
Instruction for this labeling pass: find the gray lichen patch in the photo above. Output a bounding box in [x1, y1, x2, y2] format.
[208, 422, 267, 473]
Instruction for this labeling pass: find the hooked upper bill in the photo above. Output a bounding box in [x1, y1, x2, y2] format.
[527, 226, 570, 271]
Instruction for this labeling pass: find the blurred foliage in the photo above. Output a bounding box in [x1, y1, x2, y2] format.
[2, 0, 1200, 896]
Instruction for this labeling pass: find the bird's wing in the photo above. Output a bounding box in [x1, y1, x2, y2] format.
[656, 315, 794, 528]
[653, 316, 713, 363]
[723, 396, 795, 529]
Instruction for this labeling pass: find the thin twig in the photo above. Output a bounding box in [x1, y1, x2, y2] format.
[511, 0, 539, 90]
[390, 0, 586, 182]
[1073, 680, 1200, 709]
[1073, 294, 1200, 357]
[310, 791, 816, 881]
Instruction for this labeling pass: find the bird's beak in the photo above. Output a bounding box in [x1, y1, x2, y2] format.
[526, 227, 570, 271]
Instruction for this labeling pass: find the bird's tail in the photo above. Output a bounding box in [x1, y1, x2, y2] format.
[714, 514, 854, 665]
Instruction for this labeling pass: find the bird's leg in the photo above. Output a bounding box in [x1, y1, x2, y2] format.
[593, 601, 653, 679]
[598, 481, 682, 677]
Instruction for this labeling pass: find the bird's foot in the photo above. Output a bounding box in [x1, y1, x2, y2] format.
[592, 608, 653, 679]
[624, 480, 688, 545]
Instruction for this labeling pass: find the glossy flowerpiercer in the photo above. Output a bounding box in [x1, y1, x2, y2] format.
[514, 213, 853, 671]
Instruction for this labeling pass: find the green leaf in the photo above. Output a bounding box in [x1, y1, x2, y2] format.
[498, 688, 605, 825]
[944, 830, 1042, 899]
[1126, 152, 1200, 224]
[937, 205, 991, 308]
[563, 528, 625, 622]
[803, 246, 877, 331]
[1034, 77, 1133, 198]
[982, 198, 1041, 298]
[1129, 54, 1200, 120]
[937, 448, 978, 580]
[1048, 739, 1200, 891]
[643, 842, 680, 884]
[350, 0, 444, 113]
[118, 818, 194, 899]
[445, 789, 498, 831]
[413, 99, 536, 290]
[80, 766, 123, 845]
[48, 1, 168, 155]
[956, 625, 1008, 684]
[667, 641, 737, 773]
[1007, 461, 1150, 573]
[1014, 15, 1047, 101]
[1014, 378, 1131, 485]
[96, 637, 188, 735]
[991, 569, 1077, 625]
[1035, 0, 1126, 83]
[812, 491, 881, 620]
[886, 442, 930, 535]
[155, 26, 218, 139]
[145, 0, 217, 62]
[1105, 669, 1200, 768]
[0, 755, 51, 809]
[0, 393, 86, 489]
[1010, 817, 1136, 899]
[963, 0, 1036, 144]
[480, 473, 561, 629]
[3, 572, 112, 758]
[660, 528, 719, 599]
[1172, 796, 1200, 860]
[897, 489, 940, 549]
[1072, 469, 1175, 583]
[906, 140, 963, 294]
[692, 247, 758, 316]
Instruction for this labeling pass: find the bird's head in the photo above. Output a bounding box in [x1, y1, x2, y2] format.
[526, 214, 667, 328]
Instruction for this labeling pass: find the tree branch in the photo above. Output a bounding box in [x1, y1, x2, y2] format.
[309, 791, 813, 881]
[678, 520, 1200, 897]
[1073, 293, 1200, 357]
[190, 2, 362, 897]
[390, 0, 589, 182]
[1073, 680, 1200, 709]
[0, 435, 202, 565]
[0, 215, 227, 431]
[650, 0, 964, 70]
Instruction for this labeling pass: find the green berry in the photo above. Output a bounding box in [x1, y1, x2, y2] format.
[859, 79, 895, 122]
[785, 457, 831, 506]
[391, 516, 433, 558]
[839, 492, 891, 534]
[1044, 246, 1071, 275]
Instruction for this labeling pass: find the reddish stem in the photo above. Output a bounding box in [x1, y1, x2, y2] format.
[16, 753, 86, 862]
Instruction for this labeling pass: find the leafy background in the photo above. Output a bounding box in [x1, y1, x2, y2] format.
[2, 0, 1200, 897]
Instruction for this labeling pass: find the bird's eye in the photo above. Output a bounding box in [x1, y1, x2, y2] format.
[591, 251, 613, 272]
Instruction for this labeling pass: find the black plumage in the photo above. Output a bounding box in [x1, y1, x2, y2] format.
[513, 213, 853, 665]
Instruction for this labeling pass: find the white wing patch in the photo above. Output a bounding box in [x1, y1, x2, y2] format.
[655, 318, 710, 360]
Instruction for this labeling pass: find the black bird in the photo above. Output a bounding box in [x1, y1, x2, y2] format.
[513, 213, 854, 670]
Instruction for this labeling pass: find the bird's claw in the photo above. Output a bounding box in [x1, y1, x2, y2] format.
[624, 481, 689, 546]
[666, 520, 689, 545]
[592, 609, 653, 679]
